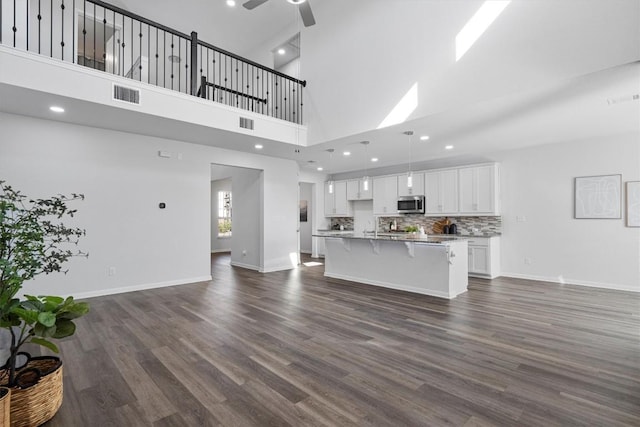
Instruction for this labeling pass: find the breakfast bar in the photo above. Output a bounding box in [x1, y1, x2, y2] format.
[314, 233, 469, 299]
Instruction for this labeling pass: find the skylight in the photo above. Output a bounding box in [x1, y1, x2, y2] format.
[377, 83, 418, 129]
[456, 0, 511, 62]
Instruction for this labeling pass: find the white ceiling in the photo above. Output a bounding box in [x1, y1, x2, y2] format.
[1, 0, 639, 176]
[111, 0, 301, 57]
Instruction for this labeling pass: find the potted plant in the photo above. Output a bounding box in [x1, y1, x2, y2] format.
[0, 181, 89, 426]
[405, 225, 419, 237]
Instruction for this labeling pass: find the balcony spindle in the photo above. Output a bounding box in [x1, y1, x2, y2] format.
[0, 0, 304, 123]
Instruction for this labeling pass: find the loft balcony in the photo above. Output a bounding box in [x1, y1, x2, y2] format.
[0, 0, 307, 146]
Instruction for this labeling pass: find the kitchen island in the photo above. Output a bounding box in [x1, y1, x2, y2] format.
[314, 232, 469, 299]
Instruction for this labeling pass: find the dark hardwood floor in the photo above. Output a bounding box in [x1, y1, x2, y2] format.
[42, 253, 639, 426]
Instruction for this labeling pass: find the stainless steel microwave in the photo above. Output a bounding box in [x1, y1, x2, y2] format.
[397, 196, 425, 214]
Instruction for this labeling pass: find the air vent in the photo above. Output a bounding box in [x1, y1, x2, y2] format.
[113, 85, 140, 104]
[239, 117, 254, 130]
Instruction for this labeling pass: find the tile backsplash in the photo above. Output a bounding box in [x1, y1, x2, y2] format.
[377, 215, 502, 235]
[330, 215, 502, 235]
[330, 217, 354, 230]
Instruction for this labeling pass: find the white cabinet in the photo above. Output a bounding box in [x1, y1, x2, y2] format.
[347, 178, 373, 200]
[425, 170, 458, 215]
[398, 172, 425, 197]
[459, 165, 499, 215]
[324, 181, 352, 217]
[373, 175, 398, 215]
[467, 236, 501, 278]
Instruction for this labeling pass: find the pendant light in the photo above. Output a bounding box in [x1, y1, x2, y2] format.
[360, 141, 370, 191]
[403, 130, 414, 188]
[326, 148, 335, 193]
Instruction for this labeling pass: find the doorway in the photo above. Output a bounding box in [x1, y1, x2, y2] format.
[211, 163, 263, 271]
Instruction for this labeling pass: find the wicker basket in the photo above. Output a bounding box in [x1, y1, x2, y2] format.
[0, 387, 10, 427]
[1, 355, 63, 427]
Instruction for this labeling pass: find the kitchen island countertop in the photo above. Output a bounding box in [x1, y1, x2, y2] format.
[313, 231, 465, 245]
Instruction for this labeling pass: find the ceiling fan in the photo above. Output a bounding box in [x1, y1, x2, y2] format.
[243, 0, 316, 27]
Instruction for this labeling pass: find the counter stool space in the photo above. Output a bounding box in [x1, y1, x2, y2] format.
[316, 234, 469, 299]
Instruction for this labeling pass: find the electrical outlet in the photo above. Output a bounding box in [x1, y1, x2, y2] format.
[108, 266, 116, 276]
[524, 257, 532, 265]
[242, 250, 247, 256]
[516, 215, 527, 222]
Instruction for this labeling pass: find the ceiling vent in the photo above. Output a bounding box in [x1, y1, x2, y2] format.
[239, 117, 254, 130]
[113, 84, 140, 104]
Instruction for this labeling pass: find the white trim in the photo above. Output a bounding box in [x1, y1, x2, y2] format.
[324, 272, 464, 299]
[211, 248, 231, 253]
[231, 261, 261, 271]
[70, 275, 213, 299]
[500, 272, 639, 293]
[260, 264, 296, 273]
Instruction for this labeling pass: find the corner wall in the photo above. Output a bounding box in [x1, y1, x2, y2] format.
[495, 133, 639, 291]
[1, 112, 299, 298]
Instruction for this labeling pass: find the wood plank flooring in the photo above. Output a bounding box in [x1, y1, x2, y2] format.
[40, 253, 639, 426]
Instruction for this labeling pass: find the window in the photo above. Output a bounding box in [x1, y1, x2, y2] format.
[218, 191, 232, 237]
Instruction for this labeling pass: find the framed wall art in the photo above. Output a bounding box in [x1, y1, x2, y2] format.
[626, 181, 640, 227]
[574, 174, 621, 219]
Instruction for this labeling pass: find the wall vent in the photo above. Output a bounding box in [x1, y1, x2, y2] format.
[239, 117, 254, 130]
[113, 85, 140, 104]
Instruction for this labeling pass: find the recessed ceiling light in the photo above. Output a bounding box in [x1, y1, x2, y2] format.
[445, 145, 454, 150]
[254, 144, 263, 149]
[317, 167, 323, 171]
[277, 48, 286, 55]
[420, 135, 430, 141]
[287, 0, 306, 4]
[226, 0, 236, 6]
[343, 151, 351, 156]
[371, 157, 379, 162]
[49, 106, 65, 113]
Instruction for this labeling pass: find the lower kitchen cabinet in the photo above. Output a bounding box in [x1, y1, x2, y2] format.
[467, 236, 500, 279]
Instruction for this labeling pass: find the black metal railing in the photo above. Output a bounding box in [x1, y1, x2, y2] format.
[0, 0, 305, 124]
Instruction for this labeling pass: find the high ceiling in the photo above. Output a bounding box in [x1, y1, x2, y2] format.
[111, 0, 301, 58]
[1, 0, 638, 175]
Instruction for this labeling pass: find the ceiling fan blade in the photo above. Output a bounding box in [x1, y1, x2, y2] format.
[298, 1, 316, 27]
[243, 0, 269, 10]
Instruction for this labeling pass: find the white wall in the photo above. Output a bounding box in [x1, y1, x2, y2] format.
[1, 111, 299, 298]
[230, 168, 262, 270]
[495, 133, 639, 291]
[210, 178, 232, 253]
[299, 182, 312, 253]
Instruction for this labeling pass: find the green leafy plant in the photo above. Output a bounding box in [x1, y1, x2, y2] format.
[0, 181, 89, 387]
[405, 225, 419, 233]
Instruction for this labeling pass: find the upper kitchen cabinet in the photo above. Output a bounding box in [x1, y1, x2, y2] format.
[425, 169, 458, 215]
[347, 178, 373, 201]
[324, 181, 352, 217]
[373, 175, 399, 215]
[398, 172, 425, 197]
[458, 164, 500, 215]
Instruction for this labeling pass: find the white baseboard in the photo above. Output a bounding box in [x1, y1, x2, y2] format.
[260, 264, 296, 273]
[230, 261, 260, 271]
[231, 261, 298, 273]
[72, 275, 213, 300]
[500, 272, 639, 293]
